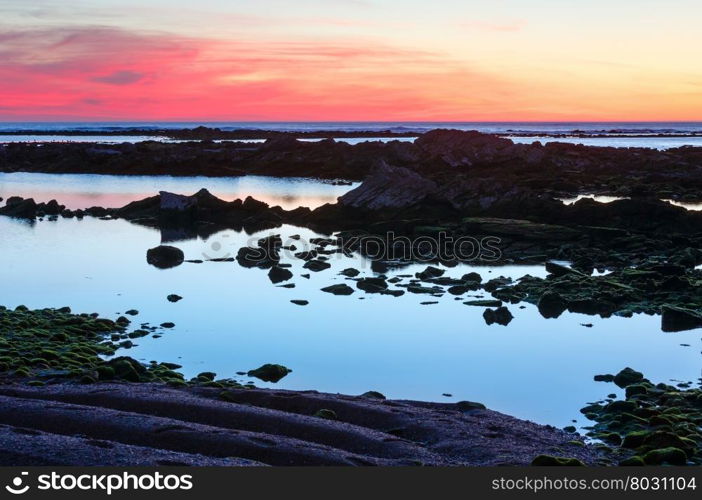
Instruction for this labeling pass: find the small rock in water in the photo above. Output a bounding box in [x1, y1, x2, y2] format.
[321, 284, 355, 296]
[146, 245, 185, 269]
[268, 265, 293, 284]
[247, 363, 292, 383]
[442, 393, 452, 397]
[125, 309, 139, 316]
[340, 268, 360, 278]
[290, 299, 309, 306]
[420, 301, 438, 305]
[356, 277, 388, 293]
[303, 259, 331, 272]
[483, 306, 514, 326]
[160, 322, 175, 328]
[464, 299, 502, 307]
[167, 294, 183, 303]
[612, 367, 645, 388]
[415, 266, 444, 280]
[116, 316, 130, 326]
[580, 323, 593, 328]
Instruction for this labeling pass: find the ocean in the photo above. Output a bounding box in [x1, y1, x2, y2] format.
[0, 121, 701, 135]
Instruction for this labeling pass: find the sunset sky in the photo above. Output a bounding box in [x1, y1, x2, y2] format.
[1, 0, 701, 121]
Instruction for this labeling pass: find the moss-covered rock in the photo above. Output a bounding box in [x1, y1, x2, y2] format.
[581, 368, 702, 466]
[613, 367, 644, 388]
[619, 456, 645, 466]
[0, 306, 241, 389]
[313, 409, 338, 420]
[642, 447, 687, 465]
[247, 363, 292, 383]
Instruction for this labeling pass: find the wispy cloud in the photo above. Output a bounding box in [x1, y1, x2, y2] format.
[92, 70, 145, 85]
[462, 19, 527, 33]
[0, 25, 519, 120]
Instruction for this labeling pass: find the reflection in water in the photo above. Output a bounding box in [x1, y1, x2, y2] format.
[509, 135, 702, 150]
[663, 199, 702, 211]
[0, 135, 416, 145]
[560, 195, 702, 212]
[0, 172, 358, 210]
[0, 216, 699, 430]
[559, 194, 627, 205]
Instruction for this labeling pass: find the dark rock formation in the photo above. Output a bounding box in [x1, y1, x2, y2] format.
[0, 382, 604, 466]
[321, 284, 355, 296]
[268, 266, 293, 284]
[482, 306, 514, 326]
[247, 364, 292, 383]
[661, 305, 702, 332]
[146, 246, 184, 269]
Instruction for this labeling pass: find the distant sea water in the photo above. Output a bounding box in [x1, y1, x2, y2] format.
[1, 121, 702, 134]
[1, 121, 702, 149]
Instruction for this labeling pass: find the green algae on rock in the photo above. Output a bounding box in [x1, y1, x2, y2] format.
[0, 305, 243, 389]
[580, 368, 702, 466]
[490, 262, 702, 329]
[247, 363, 292, 383]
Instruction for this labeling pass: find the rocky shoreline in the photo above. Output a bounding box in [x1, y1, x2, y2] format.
[3, 130, 702, 195]
[1, 305, 699, 466]
[0, 305, 604, 466]
[1, 129, 701, 466]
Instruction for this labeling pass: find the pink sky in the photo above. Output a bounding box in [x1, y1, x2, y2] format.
[1, 1, 701, 121]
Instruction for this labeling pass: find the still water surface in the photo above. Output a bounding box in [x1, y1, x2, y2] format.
[0, 172, 356, 210]
[0, 215, 699, 430]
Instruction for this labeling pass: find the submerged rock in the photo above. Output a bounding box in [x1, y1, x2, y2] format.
[166, 294, 183, 303]
[321, 284, 354, 296]
[464, 299, 502, 307]
[237, 246, 278, 269]
[483, 306, 514, 326]
[340, 268, 361, 277]
[303, 259, 331, 272]
[356, 277, 388, 293]
[247, 363, 292, 383]
[268, 266, 293, 284]
[146, 245, 185, 269]
[612, 367, 644, 388]
[416, 266, 445, 280]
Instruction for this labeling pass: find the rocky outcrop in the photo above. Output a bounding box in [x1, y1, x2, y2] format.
[0, 197, 67, 219]
[415, 129, 543, 167]
[0, 383, 604, 466]
[3, 130, 702, 201]
[339, 162, 438, 210]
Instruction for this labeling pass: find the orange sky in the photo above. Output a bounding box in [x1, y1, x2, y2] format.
[1, 1, 701, 121]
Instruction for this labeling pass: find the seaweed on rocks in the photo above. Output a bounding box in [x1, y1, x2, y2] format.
[580, 368, 702, 466]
